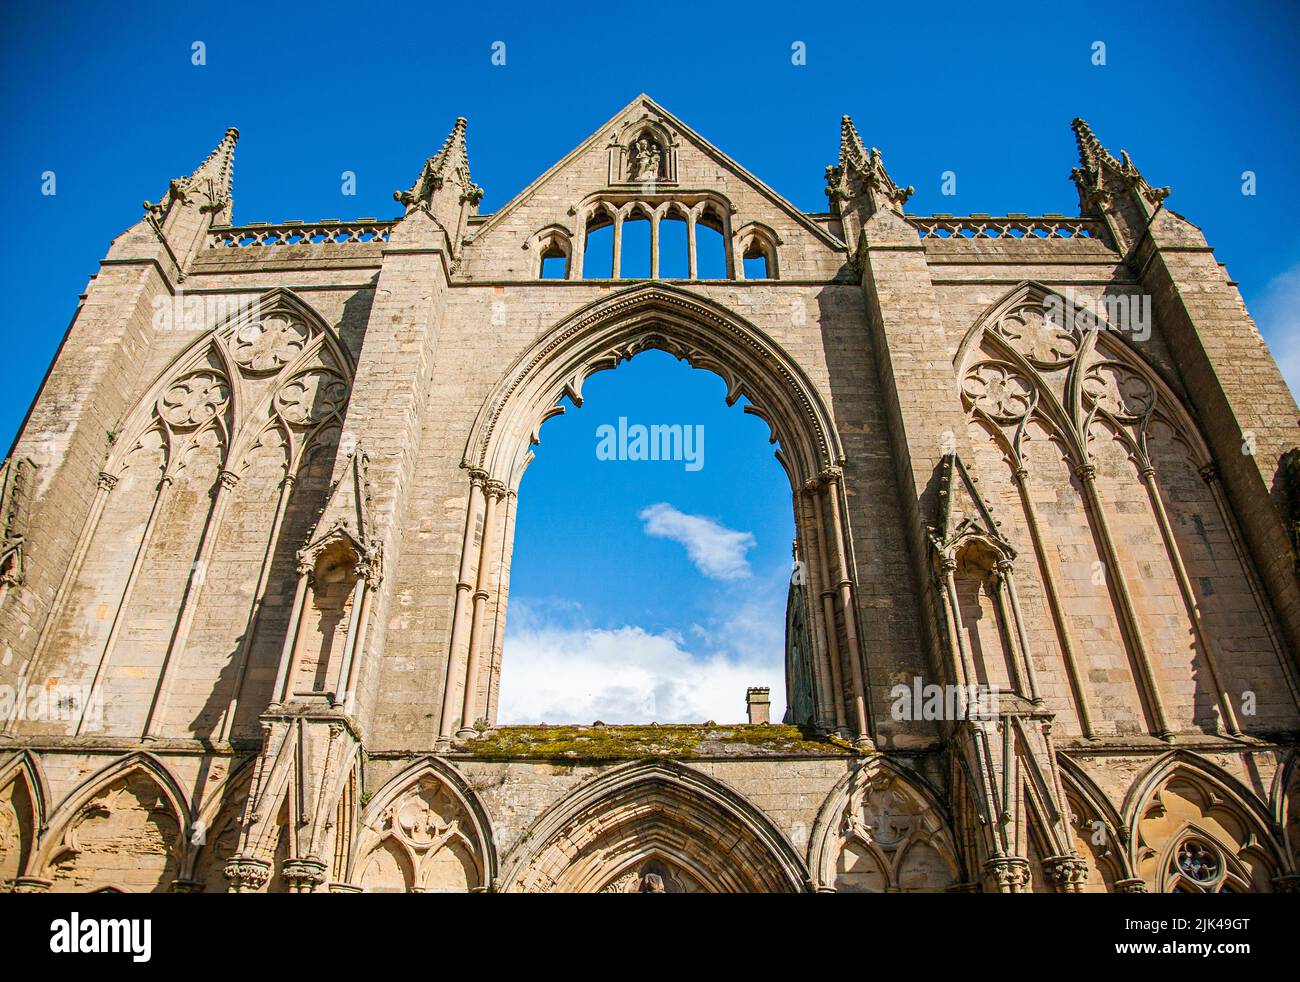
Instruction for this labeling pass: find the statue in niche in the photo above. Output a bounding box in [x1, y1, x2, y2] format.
[629, 137, 662, 182]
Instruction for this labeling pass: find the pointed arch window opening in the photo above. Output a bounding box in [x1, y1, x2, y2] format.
[441, 288, 869, 747]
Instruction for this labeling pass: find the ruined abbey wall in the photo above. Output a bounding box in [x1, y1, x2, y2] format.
[2, 98, 1298, 893]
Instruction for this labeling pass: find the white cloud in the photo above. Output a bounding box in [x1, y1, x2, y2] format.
[1252, 262, 1300, 402]
[498, 561, 792, 726]
[638, 502, 755, 581]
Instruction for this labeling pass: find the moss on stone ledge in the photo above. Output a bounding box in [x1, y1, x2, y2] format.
[455, 723, 857, 761]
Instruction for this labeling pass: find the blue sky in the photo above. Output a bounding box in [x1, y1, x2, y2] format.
[3, 1, 1298, 723]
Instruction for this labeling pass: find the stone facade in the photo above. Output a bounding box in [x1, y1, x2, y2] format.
[1, 96, 1298, 893]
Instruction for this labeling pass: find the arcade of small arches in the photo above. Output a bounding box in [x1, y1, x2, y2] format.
[527, 192, 779, 281]
[2, 749, 1297, 893]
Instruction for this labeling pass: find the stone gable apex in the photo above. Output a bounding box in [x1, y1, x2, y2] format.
[467, 94, 845, 250]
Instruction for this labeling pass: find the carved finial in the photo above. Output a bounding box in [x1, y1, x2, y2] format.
[394, 116, 478, 216]
[827, 115, 913, 223]
[1069, 116, 1170, 212]
[144, 126, 240, 224]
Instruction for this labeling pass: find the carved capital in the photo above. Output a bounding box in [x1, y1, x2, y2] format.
[217, 469, 241, 492]
[169, 878, 204, 894]
[818, 465, 844, 487]
[484, 479, 509, 501]
[96, 471, 119, 493]
[223, 856, 272, 893]
[11, 876, 53, 893]
[281, 857, 327, 893]
[1114, 877, 1147, 894]
[1074, 463, 1097, 483]
[1198, 462, 1219, 485]
[1042, 854, 1090, 893]
[983, 856, 1031, 893]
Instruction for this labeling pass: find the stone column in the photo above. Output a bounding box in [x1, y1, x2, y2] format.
[145, 468, 241, 739]
[458, 480, 505, 738]
[440, 471, 487, 741]
[1012, 467, 1094, 735]
[983, 856, 1031, 894]
[271, 560, 314, 703]
[221, 472, 297, 741]
[79, 473, 174, 735]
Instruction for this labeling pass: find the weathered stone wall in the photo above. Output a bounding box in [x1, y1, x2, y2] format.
[1, 100, 1297, 893]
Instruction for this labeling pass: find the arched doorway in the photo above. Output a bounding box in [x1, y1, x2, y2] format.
[499, 760, 809, 893]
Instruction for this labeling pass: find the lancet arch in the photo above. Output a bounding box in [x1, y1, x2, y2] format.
[33, 752, 190, 892]
[808, 757, 960, 892]
[1056, 756, 1132, 891]
[0, 751, 47, 887]
[500, 759, 808, 893]
[347, 757, 496, 892]
[1122, 751, 1284, 892]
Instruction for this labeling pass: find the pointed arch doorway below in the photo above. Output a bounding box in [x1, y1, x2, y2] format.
[499, 761, 810, 893]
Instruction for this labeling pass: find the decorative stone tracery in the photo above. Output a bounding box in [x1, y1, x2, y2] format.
[808, 760, 961, 893]
[350, 760, 494, 893]
[501, 760, 808, 893]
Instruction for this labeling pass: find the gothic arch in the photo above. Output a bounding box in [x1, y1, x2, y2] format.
[185, 756, 257, 890]
[954, 279, 1220, 475]
[1056, 756, 1133, 891]
[463, 282, 842, 491]
[444, 284, 866, 742]
[953, 280, 1299, 739]
[500, 759, 809, 893]
[1273, 751, 1300, 876]
[104, 287, 354, 480]
[0, 751, 48, 886]
[347, 757, 496, 892]
[33, 752, 190, 892]
[1122, 751, 1284, 892]
[808, 757, 961, 893]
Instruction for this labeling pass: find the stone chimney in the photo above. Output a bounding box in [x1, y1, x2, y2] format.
[746, 687, 771, 725]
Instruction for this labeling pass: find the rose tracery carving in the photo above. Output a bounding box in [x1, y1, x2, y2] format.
[994, 303, 1079, 368]
[231, 314, 311, 373]
[158, 372, 230, 429]
[1082, 363, 1155, 420]
[273, 370, 349, 427]
[961, 363, 1034, 421]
